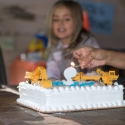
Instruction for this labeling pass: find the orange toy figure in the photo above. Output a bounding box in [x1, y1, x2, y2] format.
[96, 69, 119, 85]
[24, 66, 52, 88]
[72, 68, 119, 85]
[72, 72, 100, 82]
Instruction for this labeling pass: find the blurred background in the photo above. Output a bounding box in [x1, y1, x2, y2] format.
[0, 0, 125, 85]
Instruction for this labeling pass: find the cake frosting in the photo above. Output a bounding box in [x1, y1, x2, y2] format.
[17, 82, 125, 113]
[17, 66, 125, 113]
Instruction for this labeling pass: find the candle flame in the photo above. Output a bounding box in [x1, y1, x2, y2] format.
[71, 62, 75, 67]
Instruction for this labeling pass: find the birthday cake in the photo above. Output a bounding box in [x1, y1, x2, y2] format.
[17, 66, 125, 113]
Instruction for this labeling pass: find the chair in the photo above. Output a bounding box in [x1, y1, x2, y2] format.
[0, 47, 7, 87]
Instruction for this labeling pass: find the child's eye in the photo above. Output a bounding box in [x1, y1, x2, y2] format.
[53, 19, 59, 22]
[65, 18, 71, 21]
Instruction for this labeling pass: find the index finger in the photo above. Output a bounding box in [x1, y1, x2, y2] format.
[73, 49, 83, 59]
[73, 51, 80, 59]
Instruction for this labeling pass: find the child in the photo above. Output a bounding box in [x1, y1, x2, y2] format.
[46, 0, 100, 81]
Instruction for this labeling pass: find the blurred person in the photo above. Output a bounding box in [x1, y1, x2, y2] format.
[46, 0, 100, 81]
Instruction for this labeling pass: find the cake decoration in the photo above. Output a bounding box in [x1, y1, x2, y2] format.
[63, 64, 77, 85]
[24, 66, 52, 88]
[17, 62, 125, 113]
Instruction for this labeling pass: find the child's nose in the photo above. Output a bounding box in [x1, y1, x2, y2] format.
[59, 20, 64, 25]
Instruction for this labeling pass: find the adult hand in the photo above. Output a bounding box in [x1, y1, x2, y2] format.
[73, 47, 108, 69]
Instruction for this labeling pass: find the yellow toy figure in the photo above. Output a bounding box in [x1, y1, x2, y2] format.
[24, 66, 52, 88]
[27, 38, 45, 52]
[72, 68, 119, 85]
[27, 33, 48, 61]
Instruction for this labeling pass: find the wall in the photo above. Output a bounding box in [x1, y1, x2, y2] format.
[89, 0, 125, 49]
[0, 0, 125, 84]
[0, 0, 58, 84]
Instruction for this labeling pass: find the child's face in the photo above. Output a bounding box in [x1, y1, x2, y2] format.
[52, 6, 75, 45]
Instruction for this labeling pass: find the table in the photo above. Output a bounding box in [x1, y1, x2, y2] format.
[9, 60, 46, 85]
[0, 85, 125, 125]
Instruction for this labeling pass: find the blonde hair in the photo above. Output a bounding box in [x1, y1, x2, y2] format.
[46, 0, 89, 57]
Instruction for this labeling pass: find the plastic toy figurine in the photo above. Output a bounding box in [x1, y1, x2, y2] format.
[72, 68, 119, 85]
[96, 69, 119, 85]
[24, 66, 52, 88]
[24, 67, 119, 88]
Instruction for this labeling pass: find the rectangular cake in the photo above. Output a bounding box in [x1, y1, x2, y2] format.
[17, 82, 125, 113]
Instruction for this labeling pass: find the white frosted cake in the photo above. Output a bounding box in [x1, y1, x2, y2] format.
[17, 66, 125, 113]
[17, 82, 125, 113]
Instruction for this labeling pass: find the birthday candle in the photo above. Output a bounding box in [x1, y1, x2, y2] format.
[63, 62, 77, 85]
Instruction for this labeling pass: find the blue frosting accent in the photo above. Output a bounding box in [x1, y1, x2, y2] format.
[52, 81, 65, 86]
[52, 80, 95, 87]
[70, 81, 79, 86]
[80, 81, 95, 86]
